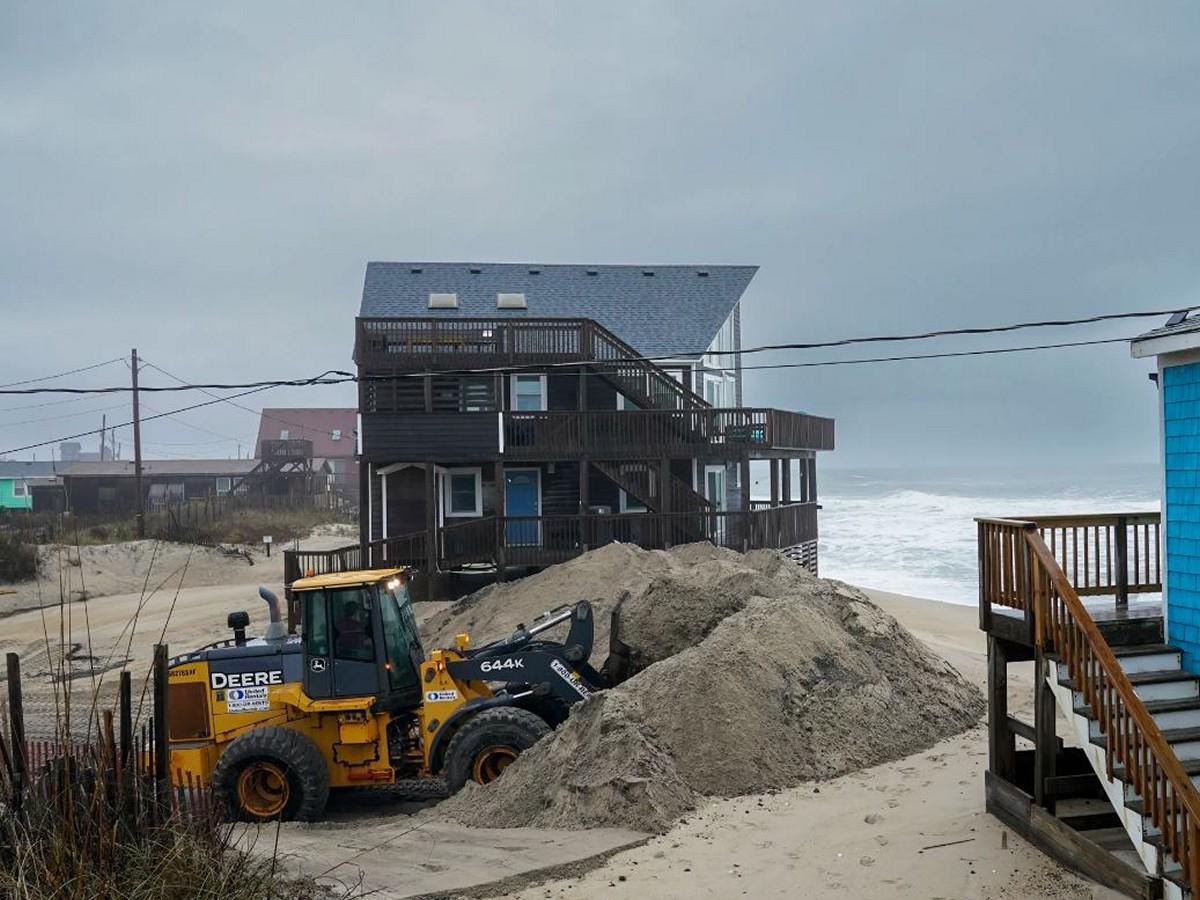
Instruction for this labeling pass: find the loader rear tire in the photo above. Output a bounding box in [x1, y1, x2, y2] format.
[212, 727, 329, 822]
[443, 707, 550, 793]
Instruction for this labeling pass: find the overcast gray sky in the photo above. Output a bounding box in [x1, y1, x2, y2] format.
[3, 2, 1198, 468]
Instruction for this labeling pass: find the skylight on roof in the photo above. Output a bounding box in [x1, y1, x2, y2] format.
[497, 293, 527, 309]
[428, 293, 458, 309]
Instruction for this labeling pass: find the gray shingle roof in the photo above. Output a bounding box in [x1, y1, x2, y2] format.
[359, 262, 757, 356]
[0, 461, 59, 478]
[60, 460, 258, 477]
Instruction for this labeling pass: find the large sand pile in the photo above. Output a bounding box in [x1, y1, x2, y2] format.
[435, 543, 984, 833]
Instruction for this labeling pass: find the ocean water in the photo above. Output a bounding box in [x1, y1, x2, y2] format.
[814, 463, 1160, 606]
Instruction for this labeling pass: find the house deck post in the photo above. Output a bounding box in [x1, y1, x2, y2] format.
[660, 458, 671, 549]
[425, 464, 437, 578]
[579, 458, 590, 551]
[781, 458, 792, 504]
[739, 456, 751, 552]
[495, 461, 507, 581]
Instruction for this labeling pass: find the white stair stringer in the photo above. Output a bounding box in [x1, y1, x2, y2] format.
[1046, 658, 1188, 899]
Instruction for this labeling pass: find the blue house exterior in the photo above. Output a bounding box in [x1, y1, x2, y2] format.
[1133, 321, 1200, 671]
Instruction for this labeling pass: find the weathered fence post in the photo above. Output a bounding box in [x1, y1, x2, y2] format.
[153, 644, 170, 817]
[6, 653, 27, 811]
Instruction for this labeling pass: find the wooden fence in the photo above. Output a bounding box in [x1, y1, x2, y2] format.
[0, 645, 212, 833]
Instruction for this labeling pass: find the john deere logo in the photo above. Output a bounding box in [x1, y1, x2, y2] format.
[310, 658, 327, 673]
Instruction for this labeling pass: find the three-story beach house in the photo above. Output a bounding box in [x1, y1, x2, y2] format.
[352, 262, 835, 581]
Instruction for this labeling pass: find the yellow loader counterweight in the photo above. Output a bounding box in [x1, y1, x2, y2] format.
[165, 568, 604, 821]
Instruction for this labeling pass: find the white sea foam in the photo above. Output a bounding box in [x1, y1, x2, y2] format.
[809, 465, 1159, 606]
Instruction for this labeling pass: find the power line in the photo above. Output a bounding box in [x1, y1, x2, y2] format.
[139, 400, 248, 443]
[735, 305, 1193, 355]
[0, 371, 341, 456]
[0, 303, 1187, 397]
[734, 335, 1135, 371]
[0, 357, 124, 389]
[0, 401, 129, 429]
[139, 359, 343, 441]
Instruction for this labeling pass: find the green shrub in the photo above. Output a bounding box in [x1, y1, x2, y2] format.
[0, 531, 38, 582]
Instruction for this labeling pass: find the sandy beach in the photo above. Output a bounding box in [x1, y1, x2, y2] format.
[0, 544, 1123, 898]
[489, 589, 1121, 900]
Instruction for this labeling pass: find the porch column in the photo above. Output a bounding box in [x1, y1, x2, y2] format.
[781, 458, 792, 504]
[660, 458, 671, 549]
[579, 458, 590, 551]
[380, 469, 388, 562]
[495, 462, 507, 581]
[359, 461, 371, 549]
[739, 456, 751, 552]
[425, 464, 437, 576]
[769, 458, 780, 508]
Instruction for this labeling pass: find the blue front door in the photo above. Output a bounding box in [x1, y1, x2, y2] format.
[505, 469, 540, 546]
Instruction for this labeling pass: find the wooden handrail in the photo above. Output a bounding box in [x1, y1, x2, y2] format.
[1022, 525, 1200, 893]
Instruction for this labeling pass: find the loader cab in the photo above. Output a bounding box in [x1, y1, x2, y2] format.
[293, 568, 423, 710]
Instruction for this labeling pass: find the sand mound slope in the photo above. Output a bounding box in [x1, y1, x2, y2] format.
[438, 546, 983, 833]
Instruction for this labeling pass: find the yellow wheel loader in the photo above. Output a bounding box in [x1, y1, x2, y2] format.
[165, 568, 604, 821]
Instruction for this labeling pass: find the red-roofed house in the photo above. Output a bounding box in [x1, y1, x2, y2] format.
[255, 408, 358, 504]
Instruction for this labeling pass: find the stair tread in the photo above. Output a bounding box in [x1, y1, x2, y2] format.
[1093, 725, 1200, 750]
[1113, 757, 1200, 783]
[1059, 668, 1196, 691]
[1073, 695, 1200, 719]
[1109, 643, 1180, 658]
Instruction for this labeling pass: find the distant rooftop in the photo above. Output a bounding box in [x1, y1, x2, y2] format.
[1131, 310, 1200, 358]
[60, 460, 258, 477]
[359, 262, 757, 356]
[0, 461, 59, 479]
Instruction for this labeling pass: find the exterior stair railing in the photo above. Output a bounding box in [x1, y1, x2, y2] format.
[979, 515, 1198, 894]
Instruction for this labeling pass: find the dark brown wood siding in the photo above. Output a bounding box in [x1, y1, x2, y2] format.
[362, 413, 499, 461]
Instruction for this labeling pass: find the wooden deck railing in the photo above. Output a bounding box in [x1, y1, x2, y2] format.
[978, 513, 1200, 893]
[284, 503, 819, 592]
[355, 316, 708, 411]
[502, 408, 835, 457]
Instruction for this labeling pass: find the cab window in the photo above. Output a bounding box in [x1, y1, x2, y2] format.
[304, 591, 330, 657]
[380, 585, 420, 692]
[330, 588, 375, 662]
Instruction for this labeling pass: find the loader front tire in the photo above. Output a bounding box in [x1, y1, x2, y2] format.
[443, 707, 550, 793]
[212, 727, 329, 822]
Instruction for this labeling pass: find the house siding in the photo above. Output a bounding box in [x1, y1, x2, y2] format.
[0, 478, 32, 510]
[1164, 361, 1200, 671]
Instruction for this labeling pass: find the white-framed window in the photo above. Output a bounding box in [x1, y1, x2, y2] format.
[510, 374, 547, 411]
[331, 429, 342, 441]
[11, 480, 27, 498]
[216, 477, 232, 496]
[279, 429, 290, 440]
[444, 467, 483, 517]
[618, 488, 647, 513]
[703, 373, 724, 406]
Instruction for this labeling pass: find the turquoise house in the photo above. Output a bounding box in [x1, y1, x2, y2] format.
[0, 461, 59, 511]
[1133, 319, 1200, 672]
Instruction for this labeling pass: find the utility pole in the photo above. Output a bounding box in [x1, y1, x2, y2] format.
[99, 414, 107, 462]
[131, 349, 145, 538]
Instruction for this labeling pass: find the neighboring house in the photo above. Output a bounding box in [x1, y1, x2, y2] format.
[59, 460, 260, 514]
[353, 261, 835, 579]
[1132, 317, 1200, 671]
[254, 408, 358, 502]
[0, 461, 59, 511]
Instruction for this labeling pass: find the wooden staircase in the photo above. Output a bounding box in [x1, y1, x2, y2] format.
[591, 460, 712, 542]
[980, 515, 1199, 899]
[583, 320, 710, 412]
[1049, 638, 1200, 896]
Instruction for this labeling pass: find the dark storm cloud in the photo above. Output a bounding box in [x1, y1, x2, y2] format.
[2, 2, 1198, 464]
